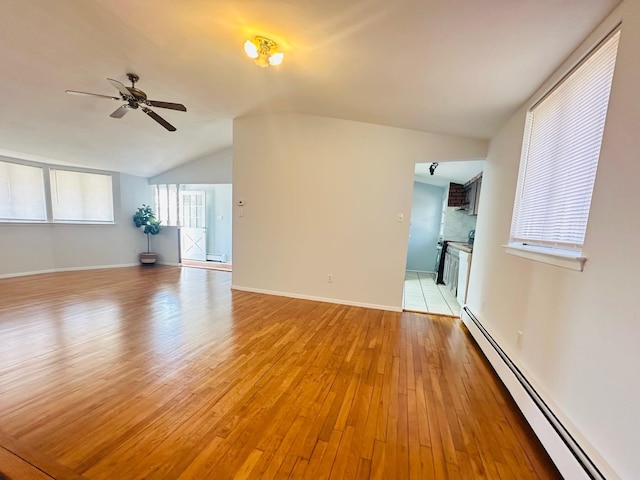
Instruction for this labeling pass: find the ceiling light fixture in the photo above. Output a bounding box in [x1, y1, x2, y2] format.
[244, 36, 284, 68]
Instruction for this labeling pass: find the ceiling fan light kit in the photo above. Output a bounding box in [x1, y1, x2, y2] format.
[65, 73, 187, 132]
[244, 36, 284, 68]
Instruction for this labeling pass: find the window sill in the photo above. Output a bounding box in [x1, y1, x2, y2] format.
[503, 244, 586, 271]
[1, 221, 115, 226]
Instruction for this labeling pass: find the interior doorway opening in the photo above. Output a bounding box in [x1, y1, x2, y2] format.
[154, 183, 233, 271]
[403, 160, 484, 315]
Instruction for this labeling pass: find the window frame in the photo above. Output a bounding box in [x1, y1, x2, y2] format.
[0, 157, 117, 226]
[0, 158, 48, 223]
[49, 168, 115, 224]
[506, 26, 621, 272]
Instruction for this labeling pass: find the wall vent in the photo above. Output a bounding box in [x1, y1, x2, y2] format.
[206, 254, 228, 262]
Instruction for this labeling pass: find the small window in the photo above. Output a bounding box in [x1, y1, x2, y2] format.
[154, 184, 179, 226]
[0, 160, 47, 222]
[50, 169, 114, 223]
[509, 28, 620, 260]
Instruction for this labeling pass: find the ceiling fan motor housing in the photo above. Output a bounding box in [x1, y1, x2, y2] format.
[125, 73, 146, 102]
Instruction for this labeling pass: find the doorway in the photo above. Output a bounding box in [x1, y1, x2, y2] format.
[403, 160, 484, 315]
[180, 190, 206, 261]
[154, 183, 233, 270]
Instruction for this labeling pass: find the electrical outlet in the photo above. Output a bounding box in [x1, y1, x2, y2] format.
[328, 274, 333, 283]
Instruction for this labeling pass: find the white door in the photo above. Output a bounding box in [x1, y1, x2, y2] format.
[180, 191, 206, 261]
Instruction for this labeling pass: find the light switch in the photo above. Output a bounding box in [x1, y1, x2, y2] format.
[239, 207, 244, 217]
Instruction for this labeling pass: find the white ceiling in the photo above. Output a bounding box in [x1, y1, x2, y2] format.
[0, 0, 619, 177]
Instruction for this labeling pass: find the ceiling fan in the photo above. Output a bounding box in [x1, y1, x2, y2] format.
[65, 73, 187, 132]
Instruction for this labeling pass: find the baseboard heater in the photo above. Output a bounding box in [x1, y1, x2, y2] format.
[461, 306, 606, 480]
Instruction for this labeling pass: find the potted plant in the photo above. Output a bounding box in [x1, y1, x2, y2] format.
[133, 204, 162, 264]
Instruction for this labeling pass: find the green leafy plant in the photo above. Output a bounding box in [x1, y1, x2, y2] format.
[133, 204, 162, 253]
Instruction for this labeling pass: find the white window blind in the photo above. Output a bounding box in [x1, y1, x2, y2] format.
[510, 29, 620, 253]
[50, 169, 114, 223]
[154, 184, 179, 226]
[0, 160, 47, 222]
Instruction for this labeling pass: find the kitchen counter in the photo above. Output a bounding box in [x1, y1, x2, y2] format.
[447, 242, 473, 253]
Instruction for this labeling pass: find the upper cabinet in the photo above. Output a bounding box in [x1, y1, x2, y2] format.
[448, 173, 482, 215]
[466, 175, 482, 216]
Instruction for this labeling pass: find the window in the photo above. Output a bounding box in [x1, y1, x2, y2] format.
[154, 184, 180, 226]
[50, 169, 114, 223]
[0, 160, 47, 222]
[509, 28, 620, 268]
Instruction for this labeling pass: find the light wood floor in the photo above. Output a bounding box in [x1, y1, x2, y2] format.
[0, 266, 560, 479]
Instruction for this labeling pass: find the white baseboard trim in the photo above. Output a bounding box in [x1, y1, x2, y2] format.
[231, 284, 402, 312]
[461, 306, 615, 480]
[0, 263, 139, 279]
[158, 262, 181, 267]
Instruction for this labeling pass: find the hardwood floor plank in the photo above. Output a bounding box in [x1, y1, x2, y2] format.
[233, 448, 264, 480]
[0, 429, 86, 480]
[0, 267, 562, 479]
[287, 457, 309, 479]
[406, 388, 422, 479]
[0, 446, 55, 480]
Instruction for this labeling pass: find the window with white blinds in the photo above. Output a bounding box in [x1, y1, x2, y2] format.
[0, 160, 47, 222]
[510, 28, 620, 255]
[154, 184, 180, 226]
[50, 169, 114, 223]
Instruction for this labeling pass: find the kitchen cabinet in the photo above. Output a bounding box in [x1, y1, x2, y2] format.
[443, 247, 459, 296]
[457, 250, 471, 304]
[470, 176, 481, 215]
[443, 250, 450, 286]
[464, 175, 482, 216]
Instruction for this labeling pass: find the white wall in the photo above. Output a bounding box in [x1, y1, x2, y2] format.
[232, 113, 487, 310]
[149, 148, 232, 184]
[213, 184, 233, 262]
[406, 182, 444, 272]
[466, 3, 637, 478]
[0, 172, 180, 276]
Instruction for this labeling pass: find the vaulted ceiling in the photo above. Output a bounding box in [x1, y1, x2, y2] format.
[0, 0, 619, 177]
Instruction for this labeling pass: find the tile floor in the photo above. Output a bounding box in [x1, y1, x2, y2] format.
[403, 271, 461, 316]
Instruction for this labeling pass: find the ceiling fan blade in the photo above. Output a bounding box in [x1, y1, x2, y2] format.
[146, 100, 187, 112]
[65, 90, 120, 100]
[107, 78, 133, 99]
[141, 107, 176, 132]
[110, 105, 129, 118]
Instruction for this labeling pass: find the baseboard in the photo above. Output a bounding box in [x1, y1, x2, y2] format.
[461, 306, 616, 480]
[230, 285, 402, 312]
[0, 263, 139, 279]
